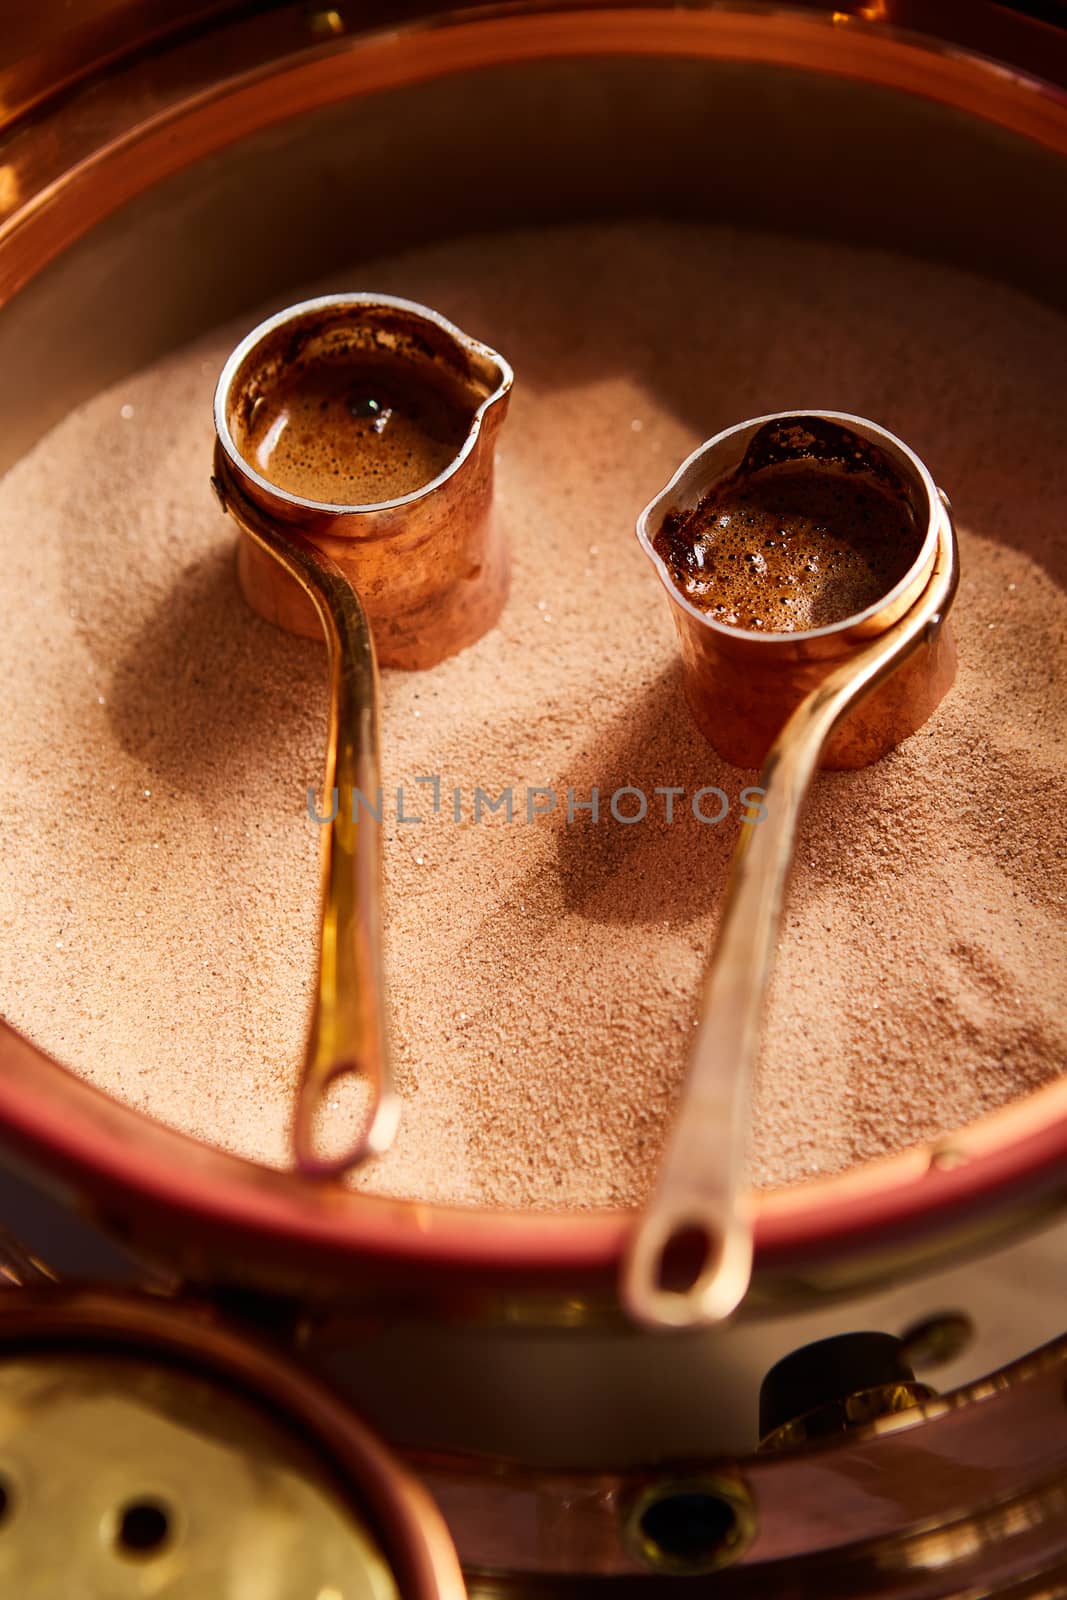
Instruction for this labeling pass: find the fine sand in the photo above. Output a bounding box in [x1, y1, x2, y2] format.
[0, 220, 1064, 1208]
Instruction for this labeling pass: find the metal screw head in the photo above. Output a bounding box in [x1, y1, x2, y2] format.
[900, 1312, 974, 1369]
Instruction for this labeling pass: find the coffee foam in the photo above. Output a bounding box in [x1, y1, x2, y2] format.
[655, 460, 923, 631]
[240, 350, 470, 505]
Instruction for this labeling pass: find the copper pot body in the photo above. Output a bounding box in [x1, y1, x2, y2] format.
[215, 293, 512, 669]
[638, 411, 958, 770]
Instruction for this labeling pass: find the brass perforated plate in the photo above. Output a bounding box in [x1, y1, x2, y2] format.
[0, 1352, 397, 1598]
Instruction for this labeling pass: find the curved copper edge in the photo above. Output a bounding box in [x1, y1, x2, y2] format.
[0, 3, 1064, 1295]
[4, 2, 1067, 138]
[1, 1014, 1066, 1289]
[4, 5, 1067, 302]
[2, 1287, 1067, 1585]
[0, 1, 262, 131]
[0, 1286, 467, 1599]
[413, 1336, 1067, 1577]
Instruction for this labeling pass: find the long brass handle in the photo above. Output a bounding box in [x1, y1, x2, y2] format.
[622, 505, 959, 1329]
[213, 461, 399, 1179]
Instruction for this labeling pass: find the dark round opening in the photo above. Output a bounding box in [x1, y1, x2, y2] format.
[655, 1223, 718, 1294]
[0, 1476, 11, 1527]
[116, 1499, 171, 1558]
[638, 1488, 740, 1570]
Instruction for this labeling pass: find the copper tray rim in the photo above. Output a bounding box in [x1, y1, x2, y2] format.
[1, 1, 1065, 1296]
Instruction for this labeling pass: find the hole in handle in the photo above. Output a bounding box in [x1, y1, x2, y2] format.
[655, 1222, 723, 1296]
[293, 1057, 399, 1179]
[623, 1206, 753, 1328]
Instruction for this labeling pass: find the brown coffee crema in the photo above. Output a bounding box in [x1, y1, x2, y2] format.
[241, 350, 471, 505]
[654, 448, 924, 633]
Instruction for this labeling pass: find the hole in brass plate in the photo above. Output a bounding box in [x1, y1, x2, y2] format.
[115, 1498, 171, 1558]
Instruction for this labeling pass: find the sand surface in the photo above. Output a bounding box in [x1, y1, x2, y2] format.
[0, 221, 1065, 1208]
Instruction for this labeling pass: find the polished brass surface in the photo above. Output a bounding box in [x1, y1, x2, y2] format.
[620, 1472, 756, 1575]
[0, 1289, 467, 1598]
[212, 293, 511, 1178]
[627, 424, 958, 1328]
[758, 1380, 937, 1450]
[211, 457, 396, 1179]
[757, 1329, 937, 1447]
[0, 1352, 399, 1598]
